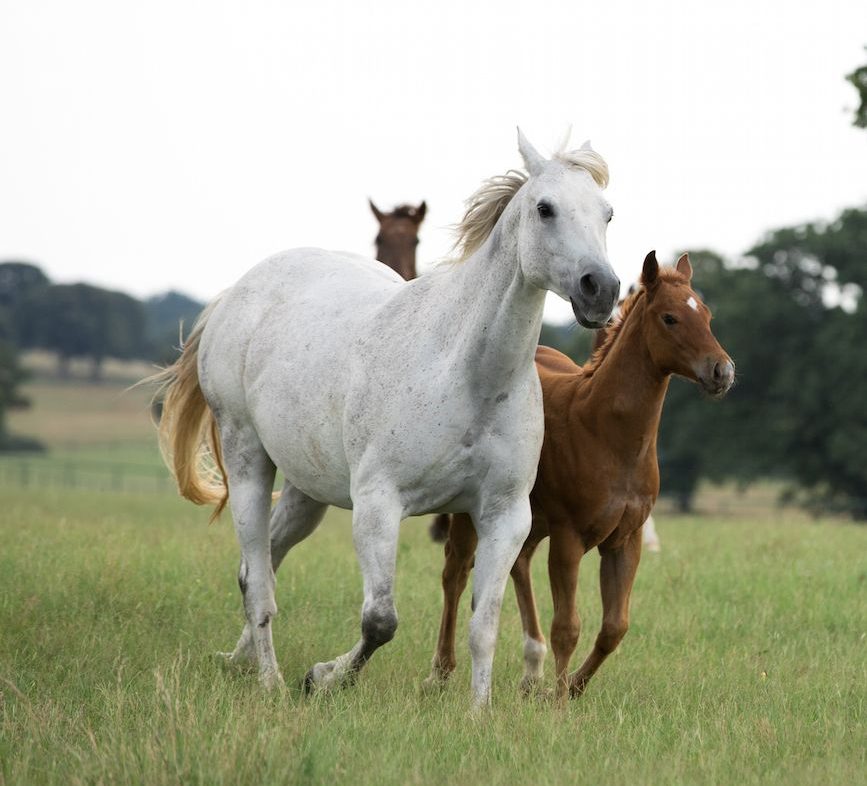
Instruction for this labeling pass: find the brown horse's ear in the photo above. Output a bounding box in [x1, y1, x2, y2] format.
[676, 252, 693, 282]
[369, 199, 385, 224]
[641, 250, 659, 288]
[413, 201, 427, 224]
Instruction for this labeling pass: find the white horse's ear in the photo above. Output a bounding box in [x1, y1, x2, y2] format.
[517, 128, 546, 176]
[580, 139, 594, 151]
[676, 252, 693, 282]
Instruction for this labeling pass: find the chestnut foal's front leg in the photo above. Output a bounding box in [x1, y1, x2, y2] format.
[568, 527, 642, 697]
[426, 513, 477, 685]
[547, 524, 587, 699]
[509, 536, 547, 693]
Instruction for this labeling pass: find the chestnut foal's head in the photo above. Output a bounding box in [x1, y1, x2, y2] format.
[369, 200, 426, 281]
[640, 250, 734, 397]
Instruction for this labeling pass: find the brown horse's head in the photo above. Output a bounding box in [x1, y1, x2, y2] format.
[640, 250, 734, 397]
[369, 200, 426, 281]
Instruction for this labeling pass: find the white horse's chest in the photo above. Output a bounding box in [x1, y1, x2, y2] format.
[344, 366, 544, 516]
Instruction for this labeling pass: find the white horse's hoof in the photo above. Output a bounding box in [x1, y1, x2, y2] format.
[259, 668, 285, 691]
[302, 659, 356, 693]
[215, 651, 256, 673]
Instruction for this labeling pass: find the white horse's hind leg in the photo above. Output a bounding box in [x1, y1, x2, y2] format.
[219, 425, 283, 689]
[222, 483, 328, 668]
[469, 497, 533, 708]
[304, 493, 401, 691]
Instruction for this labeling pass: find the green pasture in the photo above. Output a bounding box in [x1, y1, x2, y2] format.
[1, 370, 865, 785]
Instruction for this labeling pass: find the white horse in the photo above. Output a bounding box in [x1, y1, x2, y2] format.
[153, 130, 620, 707]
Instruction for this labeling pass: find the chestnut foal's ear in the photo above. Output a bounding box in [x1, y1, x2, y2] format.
[413, 201, 427, 224]
[369, 199, 385, 224]
[676, 252, 693, 282]
[641, 250, 659, 288]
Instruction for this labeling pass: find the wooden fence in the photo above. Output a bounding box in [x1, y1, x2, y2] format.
[0, 453, 173, 495]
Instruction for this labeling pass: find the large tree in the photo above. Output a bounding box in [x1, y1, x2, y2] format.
[655, 209, 867, 518]
[748, 209, 867, 517]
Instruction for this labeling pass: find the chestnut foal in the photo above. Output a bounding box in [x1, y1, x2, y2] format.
[427, 251, 734, 699]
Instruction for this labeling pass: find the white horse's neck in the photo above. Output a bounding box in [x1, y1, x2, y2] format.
[441, 201, 546, 391]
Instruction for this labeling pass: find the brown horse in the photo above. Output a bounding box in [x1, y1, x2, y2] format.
[369, 199, 426, 281]
[426, 251, 734, 699]
[368, 199, 453, 542]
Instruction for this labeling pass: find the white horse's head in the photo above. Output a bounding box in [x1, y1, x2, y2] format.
[515, 130, 620, 328]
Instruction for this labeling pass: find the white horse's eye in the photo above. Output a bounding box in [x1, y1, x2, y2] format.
[537, 201, 555, 219]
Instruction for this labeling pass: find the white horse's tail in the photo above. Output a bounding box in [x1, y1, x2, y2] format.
[147, 299, 228, 521]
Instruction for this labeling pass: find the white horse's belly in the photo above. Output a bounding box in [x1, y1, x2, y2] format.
[249, 381, 354, 508]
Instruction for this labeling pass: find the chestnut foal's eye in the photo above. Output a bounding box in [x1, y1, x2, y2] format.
[537, 201, 555, 219]
[662, 314, 678, 326]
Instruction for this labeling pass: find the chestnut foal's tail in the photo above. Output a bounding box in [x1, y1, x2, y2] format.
[148, 300, 229, 521]
[429, 513, 451, 543]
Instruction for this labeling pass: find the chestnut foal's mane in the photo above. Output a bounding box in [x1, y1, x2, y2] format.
[583, 266, 690, 377]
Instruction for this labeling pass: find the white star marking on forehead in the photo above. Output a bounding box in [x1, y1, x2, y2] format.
[686, 296, 698, 311]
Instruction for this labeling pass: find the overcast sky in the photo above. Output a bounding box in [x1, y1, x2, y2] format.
[2, 1, 866, 322]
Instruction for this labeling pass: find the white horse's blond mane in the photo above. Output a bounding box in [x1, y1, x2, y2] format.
[451, 146, 609, 262]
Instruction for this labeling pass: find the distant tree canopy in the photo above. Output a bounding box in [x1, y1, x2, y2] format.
[16, 283, 147, 378]
[144, 291, 205, 364]
[846, 49, 867, 128]
[0, 261, 205, 380]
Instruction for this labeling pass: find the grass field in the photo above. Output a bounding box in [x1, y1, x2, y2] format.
[1, 364, 866, 785]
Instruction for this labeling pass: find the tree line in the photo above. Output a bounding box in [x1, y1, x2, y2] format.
[2, 209, 865, 516]
[0, 263, 202, 448]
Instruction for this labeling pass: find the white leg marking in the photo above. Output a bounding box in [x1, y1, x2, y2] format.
[522, 633, 547, 684]
[642, 514, 661, 552]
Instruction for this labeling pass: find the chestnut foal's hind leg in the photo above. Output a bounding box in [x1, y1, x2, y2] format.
[425, 513, 477, 687]
[569, 527, 642, 697]
[510, 537, 547, 693]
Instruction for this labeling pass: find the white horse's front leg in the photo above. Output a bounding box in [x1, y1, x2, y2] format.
[469, 497, 533, 708]
[304, 494, 401, 691]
